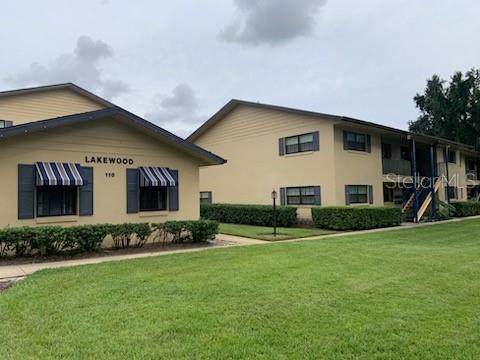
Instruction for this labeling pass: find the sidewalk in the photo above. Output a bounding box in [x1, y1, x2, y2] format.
[1, 215, 479, 281]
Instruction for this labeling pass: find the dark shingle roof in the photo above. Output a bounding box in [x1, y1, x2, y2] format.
[187, 99, 476, 152]
[0, 106, 226, 165]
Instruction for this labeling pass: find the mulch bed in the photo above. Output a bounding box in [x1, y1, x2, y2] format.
[0, 240, 227, 266]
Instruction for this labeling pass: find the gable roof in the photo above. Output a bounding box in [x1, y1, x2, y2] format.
[0, 83, 114, 108]
[0, 106, 226, 165]
[187, 99, 476, 152]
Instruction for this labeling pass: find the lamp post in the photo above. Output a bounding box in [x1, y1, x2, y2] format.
[271, 190, 277, 237]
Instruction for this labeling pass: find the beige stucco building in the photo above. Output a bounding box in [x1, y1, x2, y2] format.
[189, 100, 480, 222]
[0, 83, 224, 228]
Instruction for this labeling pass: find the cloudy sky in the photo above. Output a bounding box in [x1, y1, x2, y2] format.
[1, 0, 479, 137]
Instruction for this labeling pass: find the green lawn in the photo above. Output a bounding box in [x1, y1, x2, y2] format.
[2, 219, 480, 359]
[219, 222, 334, 240]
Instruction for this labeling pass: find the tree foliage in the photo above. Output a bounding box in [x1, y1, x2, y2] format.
[409, 69, 480, 149]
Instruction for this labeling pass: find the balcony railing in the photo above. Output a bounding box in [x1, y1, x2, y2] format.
[382, 159, 412, 176]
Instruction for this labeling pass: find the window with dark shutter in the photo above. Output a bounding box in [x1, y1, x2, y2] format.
[286, 186, 317, 205]
[283, 132, 319, 154]
[344, 131, 369, 152]
[345, 185, 369, 204]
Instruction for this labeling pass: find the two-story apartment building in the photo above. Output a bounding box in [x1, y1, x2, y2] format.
[0, 83, 224, 228]
[189, 100, 480, 222]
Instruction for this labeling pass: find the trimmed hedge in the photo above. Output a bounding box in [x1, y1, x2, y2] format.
[0, 220, 219, 257]
[201, 203, 297, 227]
[311, 206, 403, 230]
[153, 220, 219, 244]
[451, 201, 480, 217]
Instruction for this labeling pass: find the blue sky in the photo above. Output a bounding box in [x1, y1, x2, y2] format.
[1, 0, 479, 137]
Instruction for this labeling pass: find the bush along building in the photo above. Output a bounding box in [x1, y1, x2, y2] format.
[189, 100, 480, 222]
[0, 83, 225, 228]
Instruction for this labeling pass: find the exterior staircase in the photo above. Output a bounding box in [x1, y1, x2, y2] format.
[402, 177, 442, 222]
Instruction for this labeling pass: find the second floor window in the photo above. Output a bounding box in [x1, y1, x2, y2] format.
[344, 131, 368, 152]
[285, 133, 314, 154]
[448, 150, 457, 164]
[0, 120, 5, 129]
[382, 143, 392, 159]
[286, 186, 315, 205]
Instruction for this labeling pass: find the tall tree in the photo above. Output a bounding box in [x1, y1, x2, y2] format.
[409, 69, 480, 149]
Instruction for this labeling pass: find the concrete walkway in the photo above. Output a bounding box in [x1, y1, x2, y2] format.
[1, 215, 479, 281]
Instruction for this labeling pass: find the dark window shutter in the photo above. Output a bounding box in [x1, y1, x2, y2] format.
[443, 148, 448, 163]
[279, 138, 285, 156]
[343, 131, 348, 150]
[368, 185, 373, 204]
[280, 187, 286, 206]
[345, 185, 350, 205]
[18, 164, 35, 219]
[314, 186, 321, 205]
[79, 167, 94, 216]
[168, 169, 179, 211]
[366, 135, 371, 153]
[312, 131, 320, 151]
[126, 168, 139, 214]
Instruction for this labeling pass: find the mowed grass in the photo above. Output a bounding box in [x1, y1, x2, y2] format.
[219, 222, 334, 240]
[2, 220, 480, 359]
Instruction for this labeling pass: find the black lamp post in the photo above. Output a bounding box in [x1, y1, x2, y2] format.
[271, 189, 277, 237]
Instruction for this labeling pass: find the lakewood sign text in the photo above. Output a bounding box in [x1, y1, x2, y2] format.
[85, 156, 134, 165]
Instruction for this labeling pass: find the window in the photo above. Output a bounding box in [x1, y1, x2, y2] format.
[382, 143, 392, 159]
[140, 187, 167, 211]
[286, 186, 315, 205]
[448, 150, 457, 164]
[285, 133, 314, 154]
[0, 121, 5, 129]
[344, 131, 368, 152]
[383, 184, 394, 203]
[400, 146, 411, 161]
[36, 186, 77, 217]
[346, 185, 369, 204]
[200, 191, 212, 204]
[446, 186, 458, 200]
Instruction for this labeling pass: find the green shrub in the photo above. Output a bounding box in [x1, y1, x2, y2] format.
[201, 204, 297, 227]
[154, 220, 219, 243]
[0, 221, 214, 258]
[450, 201, 480, 217]
[311, 206, 403, 230]
[109, 223, 151, 249]
[2, 227, 36, 256]
[69, 225, 110, 252]
[31, 226, 69, 255]
[155, 222, 186, 243]
[184, 220, 219, 243]
[131, 223, 152, 248]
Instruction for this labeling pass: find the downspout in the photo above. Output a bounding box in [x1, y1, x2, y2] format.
[429, 144, 437, 222]
[411, 139, 418, 223]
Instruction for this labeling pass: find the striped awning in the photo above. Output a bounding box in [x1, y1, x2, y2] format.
[139, 167, 176, 187]
[35, 162, 86, 186]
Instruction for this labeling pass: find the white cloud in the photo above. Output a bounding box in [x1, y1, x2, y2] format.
[5, 36, 129, 100]
[220, 0, 327, 46]
[145, 83, 204, 138]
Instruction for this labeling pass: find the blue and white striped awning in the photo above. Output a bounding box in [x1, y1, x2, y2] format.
[35, 162, 86, 186]
[139, 167, 176, 187]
